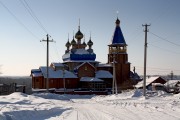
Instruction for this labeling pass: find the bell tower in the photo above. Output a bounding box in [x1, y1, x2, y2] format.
[108, 18, 131, 90]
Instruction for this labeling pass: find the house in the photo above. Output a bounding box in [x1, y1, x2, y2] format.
[135, 76, 167, 90]
[164, 80, 180, 93]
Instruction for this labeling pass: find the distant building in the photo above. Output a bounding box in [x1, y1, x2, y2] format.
[135, 76, 166, 90]
[164, 80, 180, 93]
[31, 18, 140, 93]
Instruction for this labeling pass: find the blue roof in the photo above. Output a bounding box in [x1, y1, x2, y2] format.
[111, 24, 126, 45]
[62, 49, 96, 61]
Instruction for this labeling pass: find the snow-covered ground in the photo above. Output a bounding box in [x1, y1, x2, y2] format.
[0, 90, 180, 120]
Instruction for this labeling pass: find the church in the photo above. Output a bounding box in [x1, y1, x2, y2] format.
[31, 18, 140, 94]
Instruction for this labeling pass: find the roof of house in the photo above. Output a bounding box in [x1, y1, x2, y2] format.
[75, 62, 95, 70]
[130, 71, 142, 80]
[95, 70, 113, 78]
[98, 63, 112, 67]
[39, 66, 77, 78]
[62, 60, 99, 63]
[31, 72, 43, 77]
[80, 77, 104, 82]
[135, 76, 165, 88]
[164, 80, 180, 87]
[51, 62, 64, 67]
[31, 69, 41, 73]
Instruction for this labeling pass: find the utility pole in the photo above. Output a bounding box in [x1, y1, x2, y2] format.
[170, 71, 173, 80]
[63, 67, 66, 94]
[142, 24, 150, 97]
[112, 55, 115, 94]
[112, 54, 117, 94]
[41, 34, 54, 92]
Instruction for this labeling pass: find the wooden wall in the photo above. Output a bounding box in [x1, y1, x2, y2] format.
[77, 63, 95, 78]
[32, 77, 79, 89]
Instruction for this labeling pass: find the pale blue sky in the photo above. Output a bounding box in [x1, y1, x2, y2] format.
[0, 0, 180, 76]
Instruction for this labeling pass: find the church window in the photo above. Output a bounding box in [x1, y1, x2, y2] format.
[85, 66, 87, 70]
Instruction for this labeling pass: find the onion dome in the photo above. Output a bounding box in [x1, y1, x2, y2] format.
[65, 40, 71, 47]
[75, 26, 83, 40]
[71, 37, 76, 45]
[87, 39, 93, 46]
[83, 41, 87, 47]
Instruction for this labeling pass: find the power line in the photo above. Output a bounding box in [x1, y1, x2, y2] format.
[53, 43, 61, 60]
[149, 32, 180, 47]
[1, 1, 59, 61]
[0, 0, 40, 40]
[19, 0, 48, 34]
[0, 1, 58, 63]
[132, 66, 180, 72]
[149, 43, 180, 54]
[20, 0, 61, 60]
[149, 4, 172, 25]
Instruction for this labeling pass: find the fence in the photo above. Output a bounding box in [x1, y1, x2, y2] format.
[0, 83, 25, 95]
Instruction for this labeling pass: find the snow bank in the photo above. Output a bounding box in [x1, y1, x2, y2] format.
[131, 89, 143, 97]
[8, 92, 28, 98]
[0, 91, 180, 120]
[33, 93, 94, 101]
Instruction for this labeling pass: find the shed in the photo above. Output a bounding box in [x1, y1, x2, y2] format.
[135, 76, 166, 90]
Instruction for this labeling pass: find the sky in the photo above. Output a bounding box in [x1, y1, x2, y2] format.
[0, 0, 180, 76]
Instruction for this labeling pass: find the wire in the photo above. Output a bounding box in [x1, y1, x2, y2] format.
[149, 32, 180, 47]
[149, 43, 180, 54]
[20, 0, 61, 61]
[53, 43, 61, 60]
[0, 1, 56, 61]
[0, 0, 40, 40]
[19, 0, 48, 34]
[131, 66, 180, 75]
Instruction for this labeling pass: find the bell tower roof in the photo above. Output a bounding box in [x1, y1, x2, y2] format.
[110, 18, 126, 45]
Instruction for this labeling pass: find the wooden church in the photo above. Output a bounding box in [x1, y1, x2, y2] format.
[31, 18, 138, 94]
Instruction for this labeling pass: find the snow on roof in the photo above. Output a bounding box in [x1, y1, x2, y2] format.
[74, 49, 90, 54]
[152, 83, 164, 86]
[135, 76, 161, 88]
[32, 73, 43, 77]
[63, 60, 99, 63]
[51, 62, 64, 67]
[98, 63, 112, 67]
[63, 48, 95, 57]
[164, 80, 180, 87]
[95, 70, 113, 78]
[75, 62, 95, 70]
[80, 77, 104, 82]
[39, 66, 77, 78]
